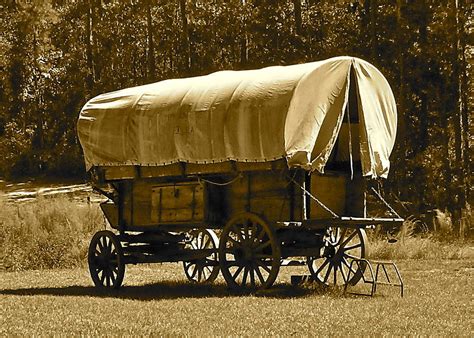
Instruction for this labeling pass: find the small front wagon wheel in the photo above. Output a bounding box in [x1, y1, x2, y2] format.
[307, 227, 368, 286]
[88, 230, 125, 289]
[183, 229, 220, 284]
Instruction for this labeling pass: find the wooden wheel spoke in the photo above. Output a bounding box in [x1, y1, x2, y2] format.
[256, 259, 271, 273]
[197, 233, 203, 249]
[342, 258, 358, 276]
[197, 267, 203, 282]
[255, 266, 266, 284]
[106, 238, 113, 255]
[101, 237, 108, 253]
[314, 258, 330, 276]
[254, 253, 272, 259]
[250, 268, 256, 288]
[333, 265, 337, 285]
[99, 270, 106, 285]
[340, 231, 357, 248]
[105, 272, 111, 287]
[110, 269, 116, 284]
[241, 267, 249, 287]
[202, 236, 211, 249]
[202, 267, 210, 280]
[97, 239, 104, 252]
[323, 263, 333, 283]
[344, 243, 362, 252]
[340, 264, 348, 283]
[344, 253, 360, 260]
[232, 265, 244, 280]
[190, 264, 198, 278]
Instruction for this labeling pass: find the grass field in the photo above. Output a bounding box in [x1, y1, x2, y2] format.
[1, 259, 473, 336]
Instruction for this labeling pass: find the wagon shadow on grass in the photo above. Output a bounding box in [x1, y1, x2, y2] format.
[0, 281, 337, 300]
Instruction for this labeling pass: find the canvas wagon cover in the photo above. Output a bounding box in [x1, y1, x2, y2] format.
[77, 56, 397, 178]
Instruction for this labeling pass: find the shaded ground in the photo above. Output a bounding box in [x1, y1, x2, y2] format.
[1, 260, 473, 335]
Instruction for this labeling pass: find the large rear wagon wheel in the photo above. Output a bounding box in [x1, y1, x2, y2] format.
[307, 227, 368, 286]
[88, 230, 125, 289]
[219, 212, 281, 291]
[183, 229, 220, 284]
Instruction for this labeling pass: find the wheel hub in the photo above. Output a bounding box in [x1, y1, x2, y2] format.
[324, 245, 337, 258]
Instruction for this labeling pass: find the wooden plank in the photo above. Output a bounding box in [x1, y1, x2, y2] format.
[303, 217, 404, 228]
[120, 181, 133, 228]
[104, 166, 136, 180]
[100, 202, 119, 228]
[345, 177, 366, 217]
[185, 162, 234, 175]
[235, 159, 286, 172]
[310, 173, 346, 219]
[150, 182, 205, 224]
[140, 163, 183, 178]
[224, 170, 303, 222]
[131, 179, 154, 226]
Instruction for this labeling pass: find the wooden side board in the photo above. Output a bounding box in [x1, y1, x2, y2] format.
[94, 159, 288, 182]
[104, 165, 365, 230]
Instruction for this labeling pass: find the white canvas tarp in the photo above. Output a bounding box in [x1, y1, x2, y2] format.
[78, 56, 397, 178]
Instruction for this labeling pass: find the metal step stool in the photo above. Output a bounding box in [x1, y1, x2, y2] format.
[343, 258, 404, 297]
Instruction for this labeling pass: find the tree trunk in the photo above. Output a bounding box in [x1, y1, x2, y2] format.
[456, 0, 470, 206]
[451, 0, 469, 223]
[146, 1, 155, 80]
[363, 0, 377, 60]
[418, 3, 429, 153]
[293, 0, 303, 35]
[396, 0, 406, 160]
[240, 0, 248, 67]
[179, 0, 191, 72]
[85, 0, 94, 95]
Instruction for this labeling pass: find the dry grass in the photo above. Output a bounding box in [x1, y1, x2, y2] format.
[1, 196, 473, 271]
[0, 196, 104, 270]
[0, 260, 473, 336]
[369, 236, 474, 260]
[1, 196, 473, 335]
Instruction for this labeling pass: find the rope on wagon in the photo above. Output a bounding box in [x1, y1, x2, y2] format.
[370, 187, 401, 218]
[197, 173, 243, 186]
[288, 175, 339, 219]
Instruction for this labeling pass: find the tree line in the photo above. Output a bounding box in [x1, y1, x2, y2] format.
[0, 0, 472, 226]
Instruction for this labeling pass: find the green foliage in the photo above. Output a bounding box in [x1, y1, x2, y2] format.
[0, 196, 104, 271]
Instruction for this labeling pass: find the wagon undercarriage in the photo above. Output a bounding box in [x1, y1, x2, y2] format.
[87, 166, 402, 291]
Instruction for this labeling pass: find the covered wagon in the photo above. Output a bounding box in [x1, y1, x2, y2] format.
[78, 56, 402, 290]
